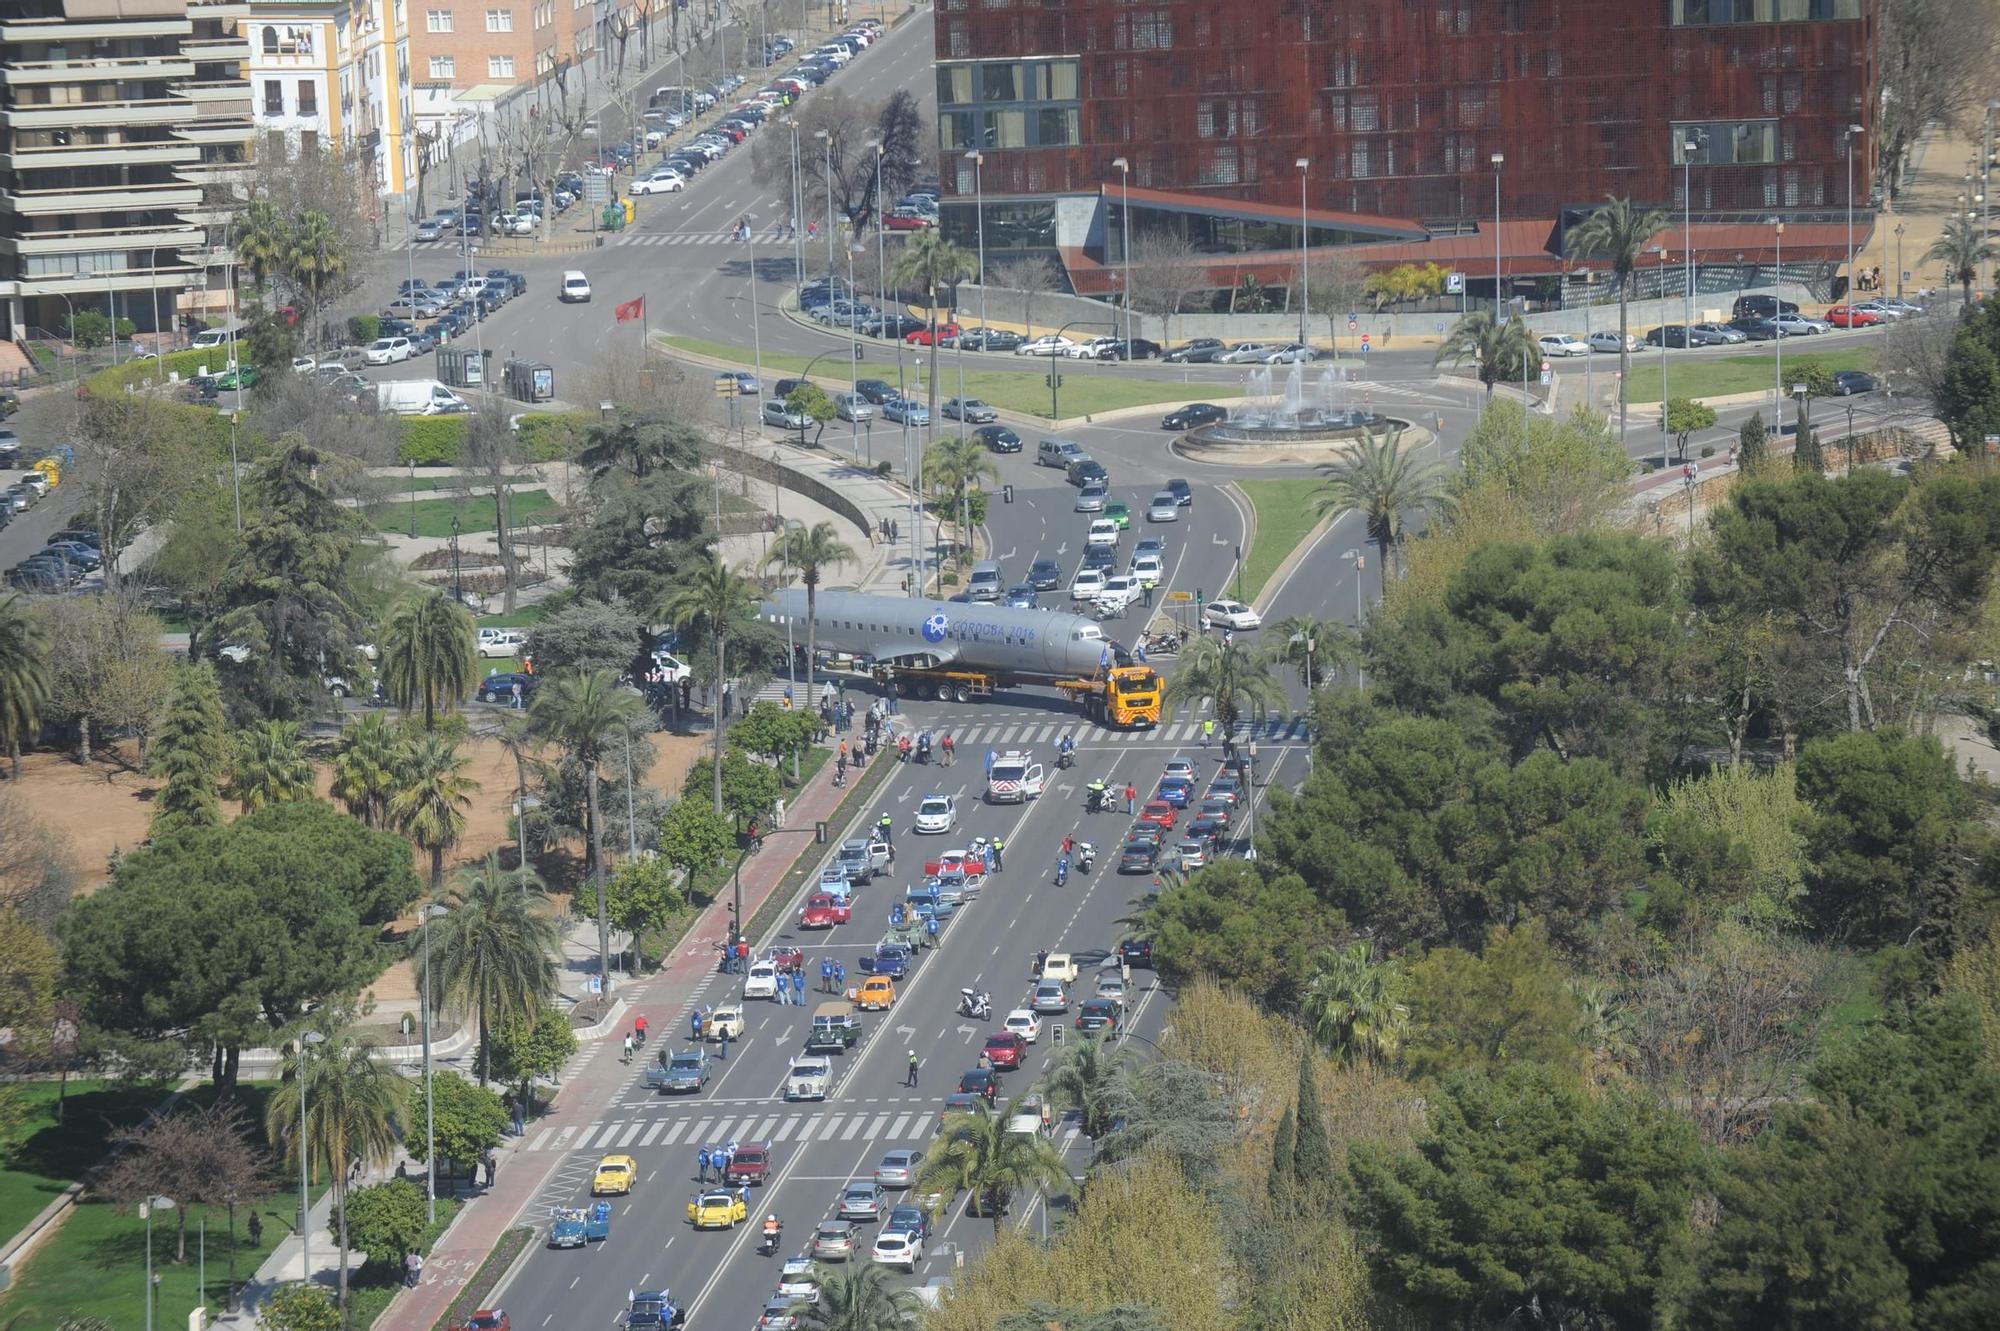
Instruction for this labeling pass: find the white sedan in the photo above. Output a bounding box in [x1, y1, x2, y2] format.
[914, 793, 957, 835]
[1069, 568, 1109, 601]
[1003, 1009, 1043, 1043]
[630, 171, 687, 195]
[1203, 598, 1262, 630]
[1586, 330, 1639, 354]
[1015, 335, 1077, 357]
[1537, 333, 1590, 358]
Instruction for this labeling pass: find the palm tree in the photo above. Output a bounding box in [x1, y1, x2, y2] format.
[889, 230, 978, 503]
[389, 732, 480, 896]
[1260, 615, 1357, 690]
[1566, 196, 1668, 443]
[1922, 216, 1997, 308]
[379, 590, 478, 732]
[226, 720, 315, 811]
[1161, 636, 1284, 736]
[1300, 941, 1408, 1069]
[328, 710, 400, 829]
[232, 198, 287, 293]
[421, 851, 558, 1084]
[264, 1020, 406, 1313]
[659, 553, 760, 816]
[496, 713, 545, 873]
[527, 669, 644, 997]
[1314, 426, 1446, 593]
[1039, 1037, 1133, 1139]
[285, 210, 347, 352]
[914, 1100, 1075, 1231]
[1435, 309, 1539, 397]
[0, 593, 49, 780]
[921, 433, 999, 568]
[798, 1260, 921, 1331]
[766, 521, 858, 710]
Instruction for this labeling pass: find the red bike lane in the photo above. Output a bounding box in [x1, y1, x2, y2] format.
[389, 759, 856, 1328]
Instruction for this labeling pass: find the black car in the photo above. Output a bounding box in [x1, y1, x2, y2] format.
[1833, 370, 1880, 395]
[1081, 544, 1116, 571]
[1119, 937, 1154, 969]
[1727, 317, 1783, 341]
[1644, 324, 1694, 348]
[974, 425, 1021, 452]
[864, 314, 927, 339]
[1118, 837, 1161, 874]
[958, 1068, 999, 1103]
[1161, 403, 1227, 431]
[960, 329, 1023, 353]
[1027, 558, 1063, 590]
[1186, 815, 1228, 848]
[1732, 294, 1800, 321]
[1077, 997, 1120, 1034]
[477, 672, 538, 705]
[854, 378, 897, 404]
[1099, 338, 1163, 361]
[1165, 478, 1194, 507]
[1163, 338, 1227, 364]
[1069, 459, 1108, 487]
[1003, 584, 1039, 608]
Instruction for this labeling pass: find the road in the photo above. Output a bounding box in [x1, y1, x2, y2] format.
[488, 446, 1315, 1328]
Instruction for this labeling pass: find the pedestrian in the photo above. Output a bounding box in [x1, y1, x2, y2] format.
[985, 747, 997, 777]
[1125, 783, 1137, 815]
[820, 956, 833, 992]
[793, 970, 806, 1004]
[658, 1045, 669, 1069]
[716, 1023, 728, 1059]
[405, 1251, 421, 1288]
[622, 1031, 634, 1062]
[484, 1154, 497, 1187]
[248, 1211, 264, 1247]
[1202, 718, 1215, 747]
[906, 1050, 920, 1087]
[727, 1140, 739, 1168]
[697, 1145, 709, 1182]
[991, 837, 1005, 872]
[511, 680, 523, 710]
[738, 939, 751, 971]
[877, 812, 894, 845]
[925, 913, 939, 942]
[891, 519, 899, 542]
[692, 1008, 704, 1042]
[1061, 833, 1074, 857]
[1036, 948, 1048, 975]
[835, 960, 846, 990]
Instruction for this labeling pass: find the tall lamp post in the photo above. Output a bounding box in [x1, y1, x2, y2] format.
[964, 149, 987, 339]
[1771, 217, 1785, 431]
[1295, 157, 1310, 345]
[786, 119, 805, 290]
[448, 515, 463, 605]
[1681, 131, 1702, 334]
[1491, 152, 1505, 322]
[1111, 157, 1132, 349]
[420, 903, 448, 1225]
[142, 1195, 176, 1331]
[815, 128, 834, 278]
[1657, 244, 1671, 464]
[295, 1030, 326, 1289]
[1340, 548, 1366, 696]
[1894, 222, 1905, 297]
[1843, 123, 1865, 299]
[1985, 101, 1998, 295]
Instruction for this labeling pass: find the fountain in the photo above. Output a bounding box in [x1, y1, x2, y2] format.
[1184, 362, 1405, 464]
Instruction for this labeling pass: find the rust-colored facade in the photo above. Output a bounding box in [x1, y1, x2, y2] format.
[937, 0, 1877, 278]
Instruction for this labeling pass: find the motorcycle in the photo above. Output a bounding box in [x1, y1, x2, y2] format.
[1086, 782, 1112, 814]
[959, 987, 992, 1020]
[1077, 841, 1095, 873]
[1143, 630, 1182, 655]
[758, 1223, 782, 1256]
[1056, 742, 1076, 769]
[1055, 855, 1069, 887]
[916, 732, 933, 765]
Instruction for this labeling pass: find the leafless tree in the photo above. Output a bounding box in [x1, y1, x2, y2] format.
[0, 789, 78, 930]
[92, 1100, 269, 1262]
[748, 90, 883, 233]
[249, 372, 402, 470]
[1878, 0, 2000, 196]
[988, 254, 1066, 340]
[1627, 928, 1844, 1145]
[1302, 251, 1373, 350]
[1878, 309, 1960, 413]
[1124, 232, 1210, 345]
[72, 395, 212, 596]
[464, 400, 532, 613]
[579, 342, 723, 424]
[491, 82, 591, 245]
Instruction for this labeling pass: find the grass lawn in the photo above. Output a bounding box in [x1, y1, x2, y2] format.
[661, 335, 1238, 421]
[1235, 479, 1327, 605]
[367, 489, 559, 538]
[1623, 347, 1875, 403]
[0, 1081, 164, 1242]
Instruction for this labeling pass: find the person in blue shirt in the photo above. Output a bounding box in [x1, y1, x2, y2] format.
[697, 1146, 711, 1184]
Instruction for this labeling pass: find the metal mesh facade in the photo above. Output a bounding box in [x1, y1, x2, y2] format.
[936, 0, 1876, 229]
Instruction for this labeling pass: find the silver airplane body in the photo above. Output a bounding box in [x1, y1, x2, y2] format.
[759, 589, 1122, 677]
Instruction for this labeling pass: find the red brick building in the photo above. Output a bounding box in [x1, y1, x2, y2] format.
[935, 0, 1879, 304]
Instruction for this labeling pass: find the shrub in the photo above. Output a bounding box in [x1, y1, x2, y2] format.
[514, 411, 594, 461]
[400, 415, 470, 464]
[348, 313, 382, 345]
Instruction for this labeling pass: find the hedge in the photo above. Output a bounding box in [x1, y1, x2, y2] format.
[514, 411, 594, 461]
[400, 415, 470, 464]
[87, 347, 232, 396]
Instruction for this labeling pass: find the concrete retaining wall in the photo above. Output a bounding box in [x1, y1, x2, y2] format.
[708, 442, 875, 544]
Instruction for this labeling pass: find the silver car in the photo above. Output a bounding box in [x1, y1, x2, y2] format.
[1075, 481, 1108, 513]
[762, 400, 811, 429]
[812, 1220, 856, 1261]
[834, 393, 875, 423]
[838, 1181, 884, 1221]
[874, 1147, 924, 1188]
[1146, 492, 1180, 523]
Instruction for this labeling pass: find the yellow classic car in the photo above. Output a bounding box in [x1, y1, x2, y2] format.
[687, 1188, 750, 1229]
[592, 1154, 638, 1195]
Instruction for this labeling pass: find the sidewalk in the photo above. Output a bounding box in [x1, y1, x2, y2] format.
[369, 755, 861, 1329]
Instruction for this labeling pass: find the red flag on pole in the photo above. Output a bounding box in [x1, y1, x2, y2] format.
[615, 295, 645, 323]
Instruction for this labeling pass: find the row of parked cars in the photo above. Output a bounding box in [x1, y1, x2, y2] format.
[7, 523, 104, 592]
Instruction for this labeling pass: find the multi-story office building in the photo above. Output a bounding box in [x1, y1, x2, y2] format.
[0, 0, 255, 339]
[408, 0, 621, 150]
[246, 0, 413, 223]
[936, 0, 1878, 304]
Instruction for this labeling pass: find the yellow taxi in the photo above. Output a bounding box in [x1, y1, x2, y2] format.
[592, 1154, 638, 1195]
[686, 1188, 750, 1229]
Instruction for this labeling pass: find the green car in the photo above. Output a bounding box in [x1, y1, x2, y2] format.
[214, 366, 259, 391]
[1103, 502, 1131, 529]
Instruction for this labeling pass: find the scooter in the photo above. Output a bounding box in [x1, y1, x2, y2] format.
[959, 987, 992, 1020]
[1055, 854, 1069, 887]
[1076, 841, 1095, 873]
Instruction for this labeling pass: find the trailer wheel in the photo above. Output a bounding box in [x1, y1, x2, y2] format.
[933, 681, 951, 701]
[953, 684, 971, 703]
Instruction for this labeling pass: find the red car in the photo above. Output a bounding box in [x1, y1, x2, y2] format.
[1137, 799, 1179, 830]
[462, 1314, 511, 1331]
[884, 212, 932, 232]
[982, 1031, 1027, 1070]
[1826, 304, 1882, 328]
[765, 944, 805, 973]
[905, 322, 961, 346]
[800, 892, 851, 929]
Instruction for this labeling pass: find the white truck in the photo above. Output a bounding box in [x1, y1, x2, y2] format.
[374, 379, 469, 416]
[985, 751, 1045, 804]
[786, 1055, 831, 1101]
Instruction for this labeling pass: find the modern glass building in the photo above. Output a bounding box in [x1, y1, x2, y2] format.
[935, 0, 1878, 301]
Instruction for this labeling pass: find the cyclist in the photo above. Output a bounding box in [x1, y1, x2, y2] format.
[621, 1032, 634, 1062]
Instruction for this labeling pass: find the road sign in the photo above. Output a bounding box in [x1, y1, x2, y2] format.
[1541, 360, 1552, 373]
[1445, 272, 1466, 294]
[714, 374, 736, 396]
[1540, 370, 1553, 386]
[1166, 590, 1194, 603]
[1346, 313, 1358, 330]
[1360, 333, 1371, 352]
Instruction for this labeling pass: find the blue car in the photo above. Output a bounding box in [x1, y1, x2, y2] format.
[881, 397, 930, 426]
[1004, 584, 1039, 608]
[1156, 775, 1195, 808]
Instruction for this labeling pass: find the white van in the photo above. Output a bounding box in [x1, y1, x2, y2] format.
[374, 379, 469, 416]
[190, 324, 244, 351]
[560, 271, 592, 303]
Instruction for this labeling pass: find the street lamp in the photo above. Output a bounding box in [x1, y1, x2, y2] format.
[786, 119, 805, 289]
[814, 128, 834, 278]
[867, 137, 887, 329]
[1771, 217, 1785, 431]
[846, 242, 863, 456]
[1843, 123, 1864, 301]
[1340, 549, 1366, 695]
[963, 150, 986, 338]
[295, 1030, 326, 1289]
[1490, 152, 1505, 323]
[420, 903, 448, 1225]
[1295, 158, 1310, 346]
[448, 515, 463, 605]
[1111, 157, 1131, 350]
[1985, 100, 1998, 295]
[1681, 131, 1703, 335]
[1894, 223, 1905, 297]
[1657, 244, 1671, 465]
[141, 1195, 176, 1331]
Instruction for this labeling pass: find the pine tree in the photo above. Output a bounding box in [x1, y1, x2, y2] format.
[1792, 420, 1824, 474]
[1266, 1102, 1296, 1207]
[1737, 412, 1768, 471]
[1292, 1052, 1335, 1198]
[148, 663, 228, 834]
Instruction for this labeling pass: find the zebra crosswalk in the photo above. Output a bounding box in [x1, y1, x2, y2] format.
[742, 688, 1309, 750]
[616, 228, 791, 247]
[532, 1104, 961, 1154]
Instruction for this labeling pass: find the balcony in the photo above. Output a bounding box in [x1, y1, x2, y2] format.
[1, 222, 205, 258]
[0, 140, 201, 172]
[4, 181, 205, 217]
[0, 98, 196, 130]
[0, 21, 193, 43]
[181, 35, 253, 62]
[0, 56, 197, 87]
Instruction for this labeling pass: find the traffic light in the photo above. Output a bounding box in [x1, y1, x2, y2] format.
[1044, 374, 1064, 389]
[1003, 484, 1014, 503]
[852, 345, 865, 362]
[1196, 589, 1204, 604]
[815, 820, 828, 843]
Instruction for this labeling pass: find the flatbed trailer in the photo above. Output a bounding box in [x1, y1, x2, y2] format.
[876, 663, 1161, 728]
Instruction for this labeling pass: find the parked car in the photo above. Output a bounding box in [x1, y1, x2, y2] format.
[1825, 304, 1883, 328]
[1261, 343, 1319, 363]
[1097, 337, 1163, 360]
[1587, 330, 1640, 353]
[1538, 333, 1590, 358]
[1016, 335, 1078, 357]
[1727, 317, 1783, 341]
[630, 171, 687, 195]
[959, 329, 1023, 352]
[1644, 325, 1696, 348]
[1218, 342, 1278, 364]
[1163, 338, 1227, 364]
[1771, 312, 1831, 336]
[1161, 403, 1227, 431]
[1690, 322, 1747, 344]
